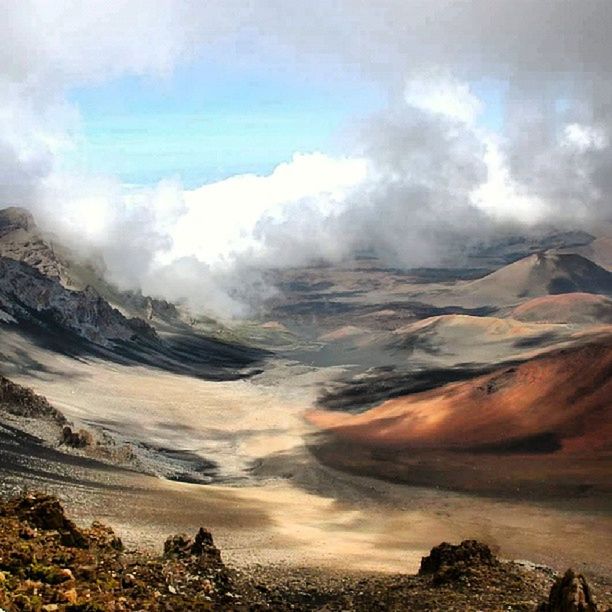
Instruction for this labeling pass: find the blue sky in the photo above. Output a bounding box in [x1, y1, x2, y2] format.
[64, 59, 384, 187]
[63, 56, 507, 189]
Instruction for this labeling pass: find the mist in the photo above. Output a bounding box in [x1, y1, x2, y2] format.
[2, 0, 612, 317]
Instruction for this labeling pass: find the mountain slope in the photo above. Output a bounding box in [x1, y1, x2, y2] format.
[308, 338, 612, 452]
[510, 293, 612, 324]
[0, 206, 185, 326]
[390, 313, 564, 354]
[0, 256, 156, 346]
[0, 207, 267, 378]
[458, 252, 612, 304]
[0, 206, 71, 282]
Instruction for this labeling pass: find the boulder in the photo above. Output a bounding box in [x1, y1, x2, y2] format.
[2, 492, 87, 547]
[163, 527, 222, 565]
[163, 533, 193, 558]
[538, 569, 598, 611]
[86, 520, 123, 551]
[61, 425, 94, 448]
[419, 540, 497, 585]
[192, 527, 222, 565]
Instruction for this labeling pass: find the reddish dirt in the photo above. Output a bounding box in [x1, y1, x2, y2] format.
[308, 338, 612, 453]
[510, 293, 612, 324]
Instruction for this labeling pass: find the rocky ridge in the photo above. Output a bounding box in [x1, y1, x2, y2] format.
[0, 377, 65, 424]
[0, 256, 157, 347]
[0, 208, 69, 283]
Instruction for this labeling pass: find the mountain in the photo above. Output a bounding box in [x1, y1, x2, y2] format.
[0, 206, 71, 282]
[0, 207, 161, 346]
[0, 256, 156, 346]
[560, 235, 612, 271]
[457, 251, 612, 305]
[468, 229, 595, 266]
[510, 293, 612, 324]
[376, 313, 573, 368]
[308, 338, 612, 452]
[0, 207, 266, 378]
[0, 206, 184, 326]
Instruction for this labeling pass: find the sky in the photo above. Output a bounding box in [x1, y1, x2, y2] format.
[2, 0, 612, 316]
[64, 63, 385, 186]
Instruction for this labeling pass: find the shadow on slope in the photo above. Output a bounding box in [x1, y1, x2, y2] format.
[1, 308, 268, 381]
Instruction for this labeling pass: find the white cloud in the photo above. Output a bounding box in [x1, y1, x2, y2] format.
[562, 123, 608, 152]
[404, 73, 483, 125]
[470, 137, 549, 224]
[168, 153, 368, 264]
[2, 0, 612, 315]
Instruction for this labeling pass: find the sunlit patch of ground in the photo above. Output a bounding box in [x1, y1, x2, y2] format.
[1, 329, 611, 580]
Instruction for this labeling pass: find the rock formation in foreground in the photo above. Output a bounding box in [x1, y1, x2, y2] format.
[0, 492, 608, 611]
[537, 568, 599, 612]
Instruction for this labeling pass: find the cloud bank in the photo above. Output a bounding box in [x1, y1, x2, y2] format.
[2, 1, 612, 316]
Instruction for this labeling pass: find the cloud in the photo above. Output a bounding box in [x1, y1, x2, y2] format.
[169, 153, 368, 265]
[2, 1, 612, 316]
[403, 73, 483, 126]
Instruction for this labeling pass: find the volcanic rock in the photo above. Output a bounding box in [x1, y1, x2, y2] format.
[164, 527, 222, 566]
[0, 256, 157, 346]
[0, 376, 65, 424]
[538, 568, 598, 611]
[192, 527, 223, 565]
[1, 492, 86, 547]
[0, 206, 35, 236]
[164, 532, 193, 558]
[61, 425, 94, 448]
[85, 521, 124, 551]
[419, 539, 497, 585]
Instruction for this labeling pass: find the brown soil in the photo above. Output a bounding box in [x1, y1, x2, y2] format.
[2, 492, 610, 611]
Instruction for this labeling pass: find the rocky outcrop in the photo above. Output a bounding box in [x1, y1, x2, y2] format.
[0, 256, 157, 346]
[164, 527, 223, 567]
[0, 207, 182, 327]
[1, 495, 610, 611]
[60, 425, 94, 448]
[0, 375, 65, 424]
[0, 206, 35, 237]
[1, 492, 87, 547]
[0, 207, 165, 342]
[538, 569, 598, 612]
[0, 206, 69, 282]
[0, 492, 237, 610]
[419, 539, 498, 585]
[121, 289, 181, 323]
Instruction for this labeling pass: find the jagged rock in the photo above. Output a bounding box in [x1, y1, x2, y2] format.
[0, 206, 35, 237]
[192, 527, 223, 565]
[126, 313, 159, 340]
[1, 492, 87, 548]
[163, 527, 222, 565]
[420, 539, 496, 574]
[61, 425, 94, 448]
[0, 257, 158, 346]
[123, 291, 180, 322]
[86, 521, 124, 551]
[538, 569, 598, 611]
[0, 207, 68, 281]
[0, 376, 66, 424]
[419, 539, 497, 585]
[1, 492, 610, 610]
[164, 532, 193, 558]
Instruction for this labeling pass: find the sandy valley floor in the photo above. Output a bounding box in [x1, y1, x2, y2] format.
[1, 329, 611, 582]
